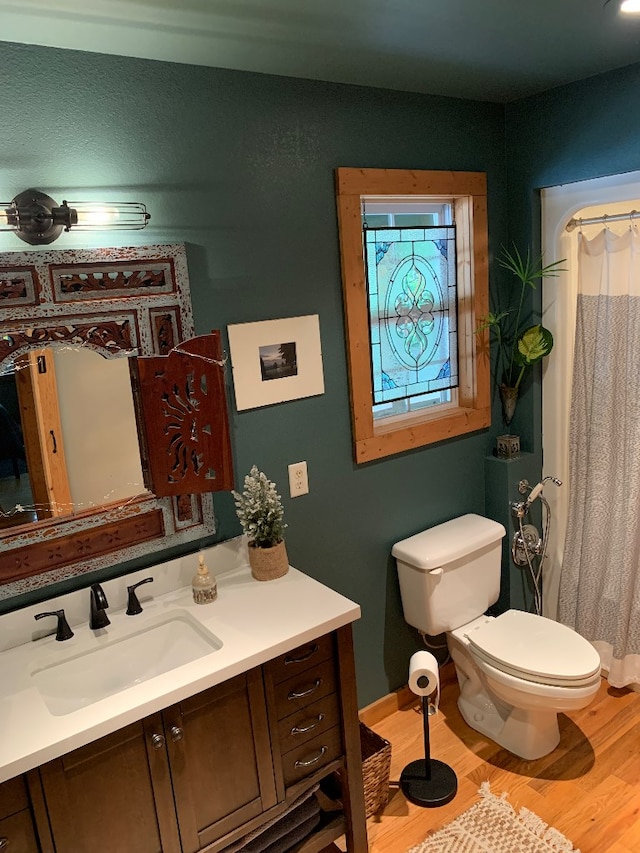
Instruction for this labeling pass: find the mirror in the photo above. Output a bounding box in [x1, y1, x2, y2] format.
[0, 243, 221, 600]
[1, 347, 145, 524]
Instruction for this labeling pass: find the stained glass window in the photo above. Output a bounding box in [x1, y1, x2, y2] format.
[364, 225, 458, 407]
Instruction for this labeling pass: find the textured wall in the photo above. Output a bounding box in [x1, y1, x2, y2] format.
[504, 61, 640, 461]
[0, 41, 507, 706]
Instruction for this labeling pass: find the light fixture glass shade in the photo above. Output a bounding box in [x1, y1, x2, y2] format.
[66, 201, 150, 231]
[621, 0, 640, 11]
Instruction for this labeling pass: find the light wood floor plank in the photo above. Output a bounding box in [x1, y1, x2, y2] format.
[615, 813, 640, 851]
[568, 776, 640, 851]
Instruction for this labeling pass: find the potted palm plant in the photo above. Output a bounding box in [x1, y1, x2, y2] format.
[233, 465, 289, 581]
[477, 245, 565, 426]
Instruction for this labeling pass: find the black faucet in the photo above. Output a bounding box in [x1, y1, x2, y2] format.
[90, 583, 110, 629]
[34, 609, 74, 641]
[126, 577, 154, 615]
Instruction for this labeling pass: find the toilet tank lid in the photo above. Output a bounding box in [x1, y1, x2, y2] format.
[392, 514, 506, 570]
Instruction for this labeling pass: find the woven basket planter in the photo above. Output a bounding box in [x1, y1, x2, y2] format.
[248, 540, 289, 581]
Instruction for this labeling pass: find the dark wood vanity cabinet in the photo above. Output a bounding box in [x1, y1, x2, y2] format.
[0, 776, 40, 853]
[34, 670, 275, 853]
[26, 625, 367, 853]
[263, 626, 367, 853]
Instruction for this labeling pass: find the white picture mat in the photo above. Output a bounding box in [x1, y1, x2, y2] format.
[228, 314, 324, 410]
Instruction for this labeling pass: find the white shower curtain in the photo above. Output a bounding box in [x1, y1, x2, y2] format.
[558, 226, 640, 688]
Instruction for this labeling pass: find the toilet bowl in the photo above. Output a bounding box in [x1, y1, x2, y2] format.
[448, 612, 601, 759]
[392, 514, 602, 760]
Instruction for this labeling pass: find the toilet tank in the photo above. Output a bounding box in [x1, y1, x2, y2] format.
[392, 514, 506, 635]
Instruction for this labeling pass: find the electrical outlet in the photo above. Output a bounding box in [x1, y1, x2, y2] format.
[288, 461, 309, 497]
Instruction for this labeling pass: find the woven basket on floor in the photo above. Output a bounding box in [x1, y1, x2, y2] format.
[359, 722, 392, 818]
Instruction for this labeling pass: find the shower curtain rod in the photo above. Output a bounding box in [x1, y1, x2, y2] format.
[565, 209, 639, 232]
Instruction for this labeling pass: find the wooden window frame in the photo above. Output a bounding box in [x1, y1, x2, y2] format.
[335, 167, 490, 463]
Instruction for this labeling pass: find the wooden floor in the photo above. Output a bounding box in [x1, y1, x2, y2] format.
[332, 667, 640, 852]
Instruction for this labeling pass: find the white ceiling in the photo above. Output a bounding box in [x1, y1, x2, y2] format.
[2, 0, 640, 102]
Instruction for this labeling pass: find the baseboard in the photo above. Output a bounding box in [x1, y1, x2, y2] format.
[358, 685, 415, 727]
[358, 661, 456, 727]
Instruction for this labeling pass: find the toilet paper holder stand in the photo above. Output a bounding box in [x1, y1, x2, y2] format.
[400, 685, 457, 807]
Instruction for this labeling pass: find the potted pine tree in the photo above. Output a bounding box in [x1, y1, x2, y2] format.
[233, 465, 289, 581]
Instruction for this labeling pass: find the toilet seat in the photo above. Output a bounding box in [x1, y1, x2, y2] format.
[464, 610, 601, 687]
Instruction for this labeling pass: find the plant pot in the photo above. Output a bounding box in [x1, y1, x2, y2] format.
[248, 540, 289, 581]
[499, 384, 519, 426]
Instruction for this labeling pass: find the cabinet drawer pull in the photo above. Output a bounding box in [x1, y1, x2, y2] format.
[0, 838, 8, 850]
[284, 644, 319, 665]
[170, 725, 184, 742]
[291, 713, 324, 735]
[294, 746, 327, 768]
[151, 733, 165, 750]
[288, 679, 322, 700]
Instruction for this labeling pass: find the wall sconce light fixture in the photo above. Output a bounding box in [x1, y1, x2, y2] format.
[605, 0, 640, 12]
[0, 189, 150, 245]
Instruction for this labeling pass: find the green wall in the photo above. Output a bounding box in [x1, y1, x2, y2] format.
[0, 41, 510, 707]
[503, 61, 640, 464]
[506, 62, 640, 215]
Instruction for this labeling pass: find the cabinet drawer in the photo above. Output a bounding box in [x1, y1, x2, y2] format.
[273, 656, 337, 719]
[282, 726, 343, 787]
[0, 777, 28, 820]
[277, 691, 341, 753]
[0, 809, 39, 853]
[268, 633, 334, 685]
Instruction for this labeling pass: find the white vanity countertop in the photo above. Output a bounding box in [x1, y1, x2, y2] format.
[0, 541, 361, 783]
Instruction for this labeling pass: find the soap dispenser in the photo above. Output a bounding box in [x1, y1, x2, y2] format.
[192, 553, 217, 604]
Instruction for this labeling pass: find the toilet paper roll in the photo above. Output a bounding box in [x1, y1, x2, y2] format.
[408, 650, 440, 698]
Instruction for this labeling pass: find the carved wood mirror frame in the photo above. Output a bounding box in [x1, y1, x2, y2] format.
[0, 243, 218, 600]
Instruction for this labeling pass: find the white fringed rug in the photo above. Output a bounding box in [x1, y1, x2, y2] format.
[408, 783, 581, 853]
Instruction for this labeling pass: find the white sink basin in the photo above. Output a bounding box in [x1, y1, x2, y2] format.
[31, 612, 222, 716]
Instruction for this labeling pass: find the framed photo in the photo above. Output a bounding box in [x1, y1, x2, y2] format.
[227, 314, 325, 410]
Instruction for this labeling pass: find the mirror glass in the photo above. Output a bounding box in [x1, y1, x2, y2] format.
[0, 347, 146, 528]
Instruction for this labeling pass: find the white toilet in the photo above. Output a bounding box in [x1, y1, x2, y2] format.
[392, 513, 601, 760]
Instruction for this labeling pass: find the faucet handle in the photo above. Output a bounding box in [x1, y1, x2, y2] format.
[126, 577, 154, 615]
[34, 609, 74, 641]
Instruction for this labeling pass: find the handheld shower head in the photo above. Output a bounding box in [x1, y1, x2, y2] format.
[523, 476, 562, 511]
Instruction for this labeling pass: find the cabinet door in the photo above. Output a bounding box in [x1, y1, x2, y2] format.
[39, 715, 181, 853]
[0, 776, 39, 853]
[0, 811, 40, 853]
[165, 668, 277, 853]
